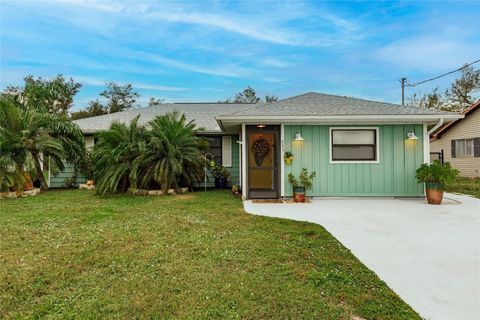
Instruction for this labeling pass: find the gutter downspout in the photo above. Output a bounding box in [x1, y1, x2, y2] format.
[427, 118, 444, 136]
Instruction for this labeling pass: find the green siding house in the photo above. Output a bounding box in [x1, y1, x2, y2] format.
[54, 92, 462, 199]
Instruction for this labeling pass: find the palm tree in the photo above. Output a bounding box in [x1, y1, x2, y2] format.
[92, 115, 147, 195]
[130, 112, 207, 191]
[0, 95, 85, 190]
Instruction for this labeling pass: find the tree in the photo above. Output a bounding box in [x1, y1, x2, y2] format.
[408, 65, 480, 112]
[5, 75, 81, 116]
[445, 65, 480, 111]
[130, 112, 207, 192]
[71, 82, 140, 120]
[408, 87, 444, 110]
[71, 100, 108, 120]
[148, 97, 164, 106]
[0, 95, 85, 190]
[221, 86, 278, 103]
[100, 82, 139, 113]
[265, 94, 279, 102]
[92, 116, 147, 195]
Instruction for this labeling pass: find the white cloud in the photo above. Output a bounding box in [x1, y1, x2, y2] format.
[134, 51, 252, 78]
[375, 36, 477, 72]
[73, 76, 187, 92]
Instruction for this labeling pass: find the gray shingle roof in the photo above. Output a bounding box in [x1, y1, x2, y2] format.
[220, 92, 458, 117]
[74, 92, 461, 134]
[73, 103, 256, 133]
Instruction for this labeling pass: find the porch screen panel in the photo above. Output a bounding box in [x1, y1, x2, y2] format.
[248, 133, 274, 190]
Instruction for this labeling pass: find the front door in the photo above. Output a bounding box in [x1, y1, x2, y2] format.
[246, 125, 280, 199]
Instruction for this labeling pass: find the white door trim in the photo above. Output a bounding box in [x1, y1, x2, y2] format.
[280, 124, 285, 197]
[241, 124, 247, 199]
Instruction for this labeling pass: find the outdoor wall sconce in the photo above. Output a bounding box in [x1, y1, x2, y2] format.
[407, 132, 418, 140]
[294, 132, 304, 141]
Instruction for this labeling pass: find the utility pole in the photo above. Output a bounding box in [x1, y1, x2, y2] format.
[400, 77, 407, 105]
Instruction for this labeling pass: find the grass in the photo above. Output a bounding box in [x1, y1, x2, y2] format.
[446, 176, 480, 198]
[0, 190, 419, 319]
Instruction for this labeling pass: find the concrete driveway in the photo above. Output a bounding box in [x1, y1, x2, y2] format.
[244, 194, 480, 320]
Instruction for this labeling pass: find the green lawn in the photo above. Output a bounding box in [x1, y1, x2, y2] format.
[446, 176, 480, 198]
[0, 190, 419, 319]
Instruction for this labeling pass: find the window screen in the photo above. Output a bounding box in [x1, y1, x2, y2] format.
[331, 129, 377, 161]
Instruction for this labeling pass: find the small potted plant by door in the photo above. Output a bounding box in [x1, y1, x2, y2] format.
[288, 168, 316, 203]
[210, 165, 231, 189]
[284, 151, 294, 165]
[415, 160, 459, 205]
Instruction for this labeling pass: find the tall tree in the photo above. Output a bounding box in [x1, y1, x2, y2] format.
[408, 65, 480, 112]
[100, 82, 139, 113]
[221, 86, 278, 103]
[408, 87, 444, 110]
[445, 65, 480, 111]
[5, 75, 81, 115]
[71, 100, 108, 120]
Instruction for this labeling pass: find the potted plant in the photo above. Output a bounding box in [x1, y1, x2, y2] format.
[210, 165, 231, 189]
[415, 161, 459, 205]
[284, 151, 294, 165]
[288, 168, 316, 203]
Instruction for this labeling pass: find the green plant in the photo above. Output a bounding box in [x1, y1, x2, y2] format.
[92, 115, 147, 195]
[288, 168, 316, 190]
[0, 94, 85, 190]
[284, 151, 293, 159]
[415, 161, 459, 186]
[130, 112, 207, 192]
[0, 156, 24, 192]
[210, 165, 231, 181]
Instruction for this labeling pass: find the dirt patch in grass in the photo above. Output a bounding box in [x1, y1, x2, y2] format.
[0, 190, 419, 319]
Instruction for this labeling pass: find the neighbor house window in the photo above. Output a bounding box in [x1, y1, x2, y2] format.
[330, 128, 378, 162]
[455, 138, 474, 156]
[203, 136, 222, 165]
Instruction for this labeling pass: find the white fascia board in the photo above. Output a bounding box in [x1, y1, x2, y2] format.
[216, 114, 463, 124]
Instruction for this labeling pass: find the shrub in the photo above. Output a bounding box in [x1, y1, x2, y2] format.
[415, 161, 459, 185]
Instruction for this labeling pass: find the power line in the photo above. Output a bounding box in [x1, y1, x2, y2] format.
[405, 59, 480, 87]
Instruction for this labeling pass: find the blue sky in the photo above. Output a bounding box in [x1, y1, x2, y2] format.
[1, 0, 479, 110]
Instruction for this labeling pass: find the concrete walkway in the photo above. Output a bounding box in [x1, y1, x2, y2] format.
[244, 194, 480, 320]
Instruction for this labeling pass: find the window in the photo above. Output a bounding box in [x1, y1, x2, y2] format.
[330, 128, 378, 162]
[203, 136, 222, 165]
[455, 138, 474, 156]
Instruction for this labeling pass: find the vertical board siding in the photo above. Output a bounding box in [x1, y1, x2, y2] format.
[284, 125, 424, 197]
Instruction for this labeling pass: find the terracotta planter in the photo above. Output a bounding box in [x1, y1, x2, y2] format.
[23, 181, 34, 191]
[293, 187, 305, 203]
[425, 182, 444, 205]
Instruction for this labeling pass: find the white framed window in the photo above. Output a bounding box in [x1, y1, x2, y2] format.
[455, 138, 474, 157]
[329, 127, 379, 163]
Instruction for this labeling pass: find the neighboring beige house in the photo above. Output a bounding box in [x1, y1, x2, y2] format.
[430, 101, 480, 178]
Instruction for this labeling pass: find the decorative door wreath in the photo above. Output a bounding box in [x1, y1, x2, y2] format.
[252, 138, 270, 167]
